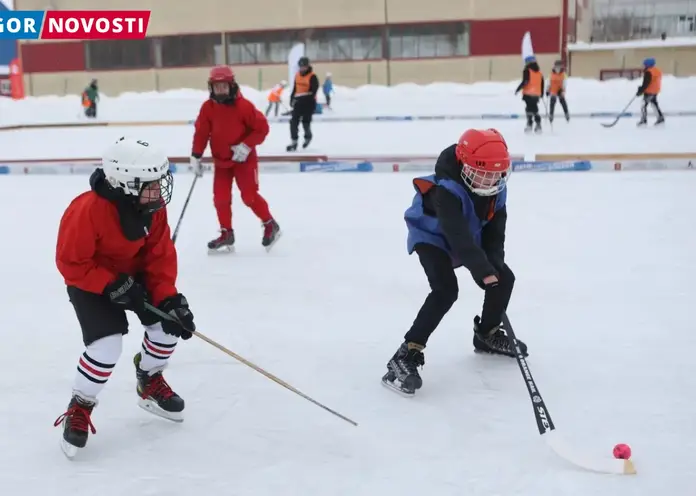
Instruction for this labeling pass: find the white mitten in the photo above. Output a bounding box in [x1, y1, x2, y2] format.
[231, 143, 251, 163]
[190, 156, 203, 177]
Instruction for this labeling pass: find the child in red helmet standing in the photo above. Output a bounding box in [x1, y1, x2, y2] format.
[190, 65, 281, 253]
[382, 128, 527, 396]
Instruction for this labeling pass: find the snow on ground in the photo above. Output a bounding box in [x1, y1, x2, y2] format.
[0, 172, 694, 495]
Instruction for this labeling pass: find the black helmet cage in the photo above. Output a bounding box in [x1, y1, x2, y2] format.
[141, 170, 173, 214]
[113, 169, 173, 214]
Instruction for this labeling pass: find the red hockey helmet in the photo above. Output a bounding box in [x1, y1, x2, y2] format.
[455, 128, 511, 196]
[208, 65, 238, 103]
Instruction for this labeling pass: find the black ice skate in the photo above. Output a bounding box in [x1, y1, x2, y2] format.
[655, 115, 665, 126]
[302, 136, 312, 149]
[53, 394, 96, 459]
[286, 140, 298, 152]
[637, 118, 648, 127]
[472, 316, 528, 358]
[207, 228, 235, 254]
[382, 342, 425, 396]
[524, 123, 533, 133]
[534, 122, 542, 134]
[262, 219, 281, 251]
[133, 352, 185, 422]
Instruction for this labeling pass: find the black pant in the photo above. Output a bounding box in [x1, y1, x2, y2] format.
[549, 93, 569, 119]
[523, 95, 541, 126]
[323, 91, 331, 108]
[290, 99, 314, 141]
[84, 102, 97, 118]
[641, 94, 663, 121]
[67, 286, 159, 347]
[403, 243, 515, 347]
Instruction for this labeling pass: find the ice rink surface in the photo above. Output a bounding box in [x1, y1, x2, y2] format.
[0, 117, 691, 160]
[1, 170, 694, 495]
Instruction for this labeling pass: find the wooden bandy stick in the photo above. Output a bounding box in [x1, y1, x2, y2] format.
[144, 302, 358, 427]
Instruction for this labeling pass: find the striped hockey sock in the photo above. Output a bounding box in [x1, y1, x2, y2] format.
[73, 334, 122, 399]
[139, 324, 178, 373]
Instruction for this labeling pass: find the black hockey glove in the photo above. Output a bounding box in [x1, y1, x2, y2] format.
[104, 273, 147, 313]
[158, 293, 195, 340]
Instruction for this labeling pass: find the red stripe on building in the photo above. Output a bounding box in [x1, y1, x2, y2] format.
[21, 41, 86, 73]
[469, 17, 561, 56]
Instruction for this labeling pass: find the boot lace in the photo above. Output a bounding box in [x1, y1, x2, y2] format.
[215, 229, 231, 242]
[142, 373, 175, 401]
[53, 403, 96, 434]
[399, 349, 425, 374]
[486, 330, 512, 352]
[263, 220, 275, 238]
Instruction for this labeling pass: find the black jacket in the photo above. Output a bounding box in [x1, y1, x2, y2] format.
[421, 144, 507, 281]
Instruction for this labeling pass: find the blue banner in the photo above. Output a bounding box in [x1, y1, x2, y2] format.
[299, 161, 374, 172]
[512, 160, 591, 172]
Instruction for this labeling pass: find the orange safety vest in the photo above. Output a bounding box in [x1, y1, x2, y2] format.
[81, 91, 91, 107]
[294, 71, 314, 97]
[523, 70, 542, 97]
[645, 66, 662, 95]
[549, 71, 566, 96]
[268, 86, 282, 102]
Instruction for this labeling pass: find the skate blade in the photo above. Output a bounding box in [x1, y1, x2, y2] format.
[264, 230, 283, 253]
[473, 348, 527, 359]
[138, 398, 184, 423]
[207, 245, 235, 255]
[60, 437, 79, 459]
[381, 376, 416, 397]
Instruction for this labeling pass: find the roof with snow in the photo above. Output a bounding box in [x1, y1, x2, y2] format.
[569, 36, 696, 51]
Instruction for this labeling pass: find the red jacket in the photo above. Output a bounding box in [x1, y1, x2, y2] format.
[192, 95, 269, 168]
[56, 180, 178, 306]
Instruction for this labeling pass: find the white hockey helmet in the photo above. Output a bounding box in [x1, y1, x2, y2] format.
[100, 136, 173, 213]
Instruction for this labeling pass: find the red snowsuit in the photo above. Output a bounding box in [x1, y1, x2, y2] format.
[192, 95, 271, 230]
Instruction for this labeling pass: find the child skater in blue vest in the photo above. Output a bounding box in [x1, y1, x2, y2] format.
[382, 128, 527, 396]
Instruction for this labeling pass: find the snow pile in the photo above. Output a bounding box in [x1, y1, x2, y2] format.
[0, 75, 693, 127]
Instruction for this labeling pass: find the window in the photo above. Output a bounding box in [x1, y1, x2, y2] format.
[226, 30, 303, 65]
[306, 26, 383, 61]
[160, 34, 223, 67]
[85, 39, 154, 70]
[599, 69, 643, 81]
[388, 22, 469, 59]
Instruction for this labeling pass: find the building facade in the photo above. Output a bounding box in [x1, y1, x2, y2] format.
[17, 0, 589, 96]
[592, 0, 696, 41]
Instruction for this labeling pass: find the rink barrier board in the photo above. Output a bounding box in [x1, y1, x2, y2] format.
[1, 110, 696, 131]
[536, 152, 696, 161]
[1, 154, 693, 174]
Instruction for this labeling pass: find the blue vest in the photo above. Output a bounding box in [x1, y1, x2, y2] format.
[404, 175, 506, 266]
